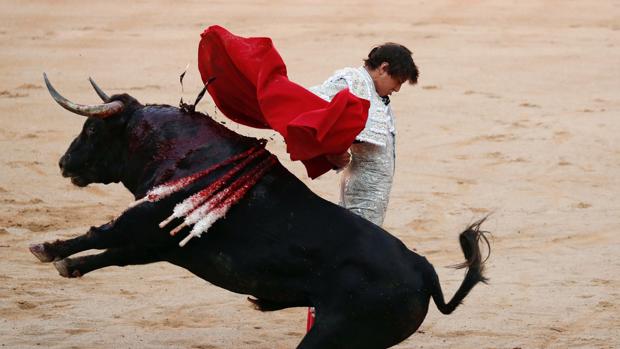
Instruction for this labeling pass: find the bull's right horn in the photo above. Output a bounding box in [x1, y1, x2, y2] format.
[43, 73, 124, 118]
[88, 77, 110, 102]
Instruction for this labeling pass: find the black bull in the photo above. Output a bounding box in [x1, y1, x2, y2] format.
[30, 76, 490, 349]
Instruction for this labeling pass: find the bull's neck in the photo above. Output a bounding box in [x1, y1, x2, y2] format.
[119, 107, 250, 198]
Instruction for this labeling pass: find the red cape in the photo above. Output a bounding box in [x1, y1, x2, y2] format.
[197, 25, 369, 179]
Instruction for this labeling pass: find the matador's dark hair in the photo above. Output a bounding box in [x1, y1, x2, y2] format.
[364, 43, 419, 84]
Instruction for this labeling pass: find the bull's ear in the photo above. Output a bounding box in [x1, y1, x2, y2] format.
[105, 93, 142, 127]
[107, 93, 142, 110]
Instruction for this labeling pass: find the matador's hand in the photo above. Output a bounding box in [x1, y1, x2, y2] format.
[326, 151, 351, 170]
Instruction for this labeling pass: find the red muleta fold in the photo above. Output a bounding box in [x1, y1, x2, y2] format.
[197, 25, 369, 179]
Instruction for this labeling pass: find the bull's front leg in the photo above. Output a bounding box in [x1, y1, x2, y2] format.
[30, 203, 169, 263]
[53, 245, 162, 278]
[29, 221, 121, 262]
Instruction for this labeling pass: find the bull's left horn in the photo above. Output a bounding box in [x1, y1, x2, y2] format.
[88, 77, 110, 102]
[43, 73, 124, 118]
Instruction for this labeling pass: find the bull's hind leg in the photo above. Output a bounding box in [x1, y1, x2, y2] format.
[297, 314, 377, 349]
[296, 311, 375, 349]
[53, 245, 161, 278]
[297, 304, 412, 349]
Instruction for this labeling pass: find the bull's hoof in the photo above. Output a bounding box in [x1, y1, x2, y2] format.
[53, 260, 81, 278]
[29, 243, 57, 263]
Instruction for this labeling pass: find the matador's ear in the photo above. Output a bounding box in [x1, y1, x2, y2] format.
[379, 62, 390, 73]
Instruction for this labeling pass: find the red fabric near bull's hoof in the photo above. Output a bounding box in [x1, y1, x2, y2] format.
[197, 25, 370, 179]
[306, 307, 315, 332]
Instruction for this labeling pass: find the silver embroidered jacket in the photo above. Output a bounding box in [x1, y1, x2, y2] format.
[310, 67, 396, 226]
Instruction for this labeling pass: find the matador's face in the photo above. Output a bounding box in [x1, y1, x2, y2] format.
[370, 62, 404, 98]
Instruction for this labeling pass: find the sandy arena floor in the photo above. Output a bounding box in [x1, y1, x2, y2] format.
[1, 1, 619, 348]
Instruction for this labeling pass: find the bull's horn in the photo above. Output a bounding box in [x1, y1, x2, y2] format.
[43, 73, 124, 118]
[88, 77, 110, 101]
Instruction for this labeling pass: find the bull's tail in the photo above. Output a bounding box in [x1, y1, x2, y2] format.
[428, 217, 490, 315]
